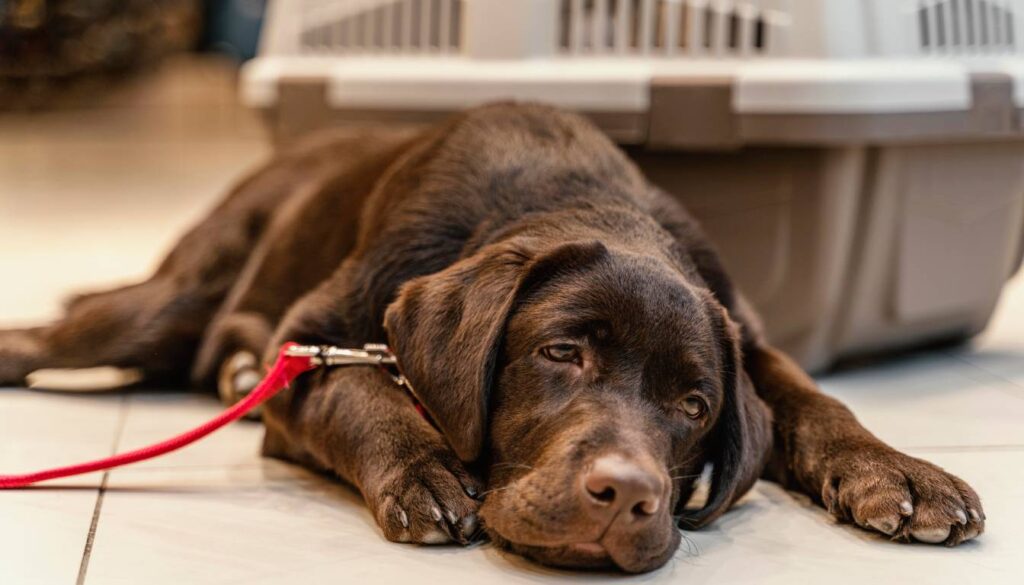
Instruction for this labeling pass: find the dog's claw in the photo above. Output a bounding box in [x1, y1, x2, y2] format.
[398, 508, 409, 529]
[955, 509, 968, 525]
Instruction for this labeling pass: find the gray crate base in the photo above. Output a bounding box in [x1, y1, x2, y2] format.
[634, 144, 1024, 371]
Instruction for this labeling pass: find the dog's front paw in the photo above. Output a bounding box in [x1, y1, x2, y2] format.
[370, 447, 483, 546]
[821, 445, 984, 545]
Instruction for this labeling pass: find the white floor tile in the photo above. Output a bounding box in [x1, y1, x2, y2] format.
[78, 448, 1022, 585]
[0, 392, 123, 583]
[0, 490, 100, 585]
[815, 350, 1024, 450]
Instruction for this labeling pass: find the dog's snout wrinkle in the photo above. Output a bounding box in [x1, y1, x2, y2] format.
[582, 454, 663, 522]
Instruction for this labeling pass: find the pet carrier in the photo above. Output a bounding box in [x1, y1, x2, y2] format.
[241, 0, 1024, 371]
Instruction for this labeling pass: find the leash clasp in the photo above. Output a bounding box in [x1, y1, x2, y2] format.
[284, 343, 410, 390]
[284, 343, 398, 367]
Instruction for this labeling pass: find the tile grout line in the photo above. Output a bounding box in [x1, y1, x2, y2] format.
[76, 394, 130, 585]
[943, 348, 1024, 398]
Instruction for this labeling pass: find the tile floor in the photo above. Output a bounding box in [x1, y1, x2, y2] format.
[2, 57, 1023, 584]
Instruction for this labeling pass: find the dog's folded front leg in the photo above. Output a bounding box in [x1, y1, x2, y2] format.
[261, 365, 484, 545]
[747, 345, 985, 545]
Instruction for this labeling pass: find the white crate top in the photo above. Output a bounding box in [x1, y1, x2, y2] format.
[244, 0, 1024, 113]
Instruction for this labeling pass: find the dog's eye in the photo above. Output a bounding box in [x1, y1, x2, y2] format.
[680, 396, 708, 419]
[540, 344, 581, 365]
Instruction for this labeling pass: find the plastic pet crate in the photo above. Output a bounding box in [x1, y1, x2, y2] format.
[241, 0, 1024, 371]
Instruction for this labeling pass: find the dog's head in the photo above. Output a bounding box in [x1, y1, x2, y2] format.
[384, 238, 772, 573]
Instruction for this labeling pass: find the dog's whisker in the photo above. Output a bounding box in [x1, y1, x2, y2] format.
[678, 530, 701, 558]
[467, 523, 489, 546]
[668, 456, 702, 474]
[479, 483, 516, 497]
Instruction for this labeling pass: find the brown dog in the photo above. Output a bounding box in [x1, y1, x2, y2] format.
[0, 103, 984, 572]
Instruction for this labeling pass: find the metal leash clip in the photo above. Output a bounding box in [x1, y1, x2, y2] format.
[284, 343, 409, 389]
[284, 343, 398, 367]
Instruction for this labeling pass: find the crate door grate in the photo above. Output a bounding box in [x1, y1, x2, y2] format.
[559, 0, 781, 57]
[299, 0, 463, 54]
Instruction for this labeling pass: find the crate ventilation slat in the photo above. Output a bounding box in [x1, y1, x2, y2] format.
[299, 0, 463, 54]
[559, 0, 781, 56]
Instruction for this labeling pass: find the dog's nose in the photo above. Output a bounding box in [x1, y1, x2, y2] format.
[583, 454, 663, 521]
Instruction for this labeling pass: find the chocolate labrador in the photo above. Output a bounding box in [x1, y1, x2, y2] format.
[0, 103, 984, 572]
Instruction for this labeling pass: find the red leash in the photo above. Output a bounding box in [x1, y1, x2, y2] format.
[0, 342, 317, 489]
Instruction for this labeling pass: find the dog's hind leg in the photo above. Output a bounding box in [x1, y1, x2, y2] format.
[0, 141, 323, 387]
[0, 281, 215, 386]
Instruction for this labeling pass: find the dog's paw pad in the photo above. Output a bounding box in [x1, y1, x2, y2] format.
[822, 447, 984, 546]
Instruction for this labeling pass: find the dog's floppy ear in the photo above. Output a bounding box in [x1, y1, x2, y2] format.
[384, 239, 608, 462]
[681, 300, 773, 529]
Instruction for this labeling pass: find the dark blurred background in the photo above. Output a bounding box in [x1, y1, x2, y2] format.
[0, 0, 265, 109]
